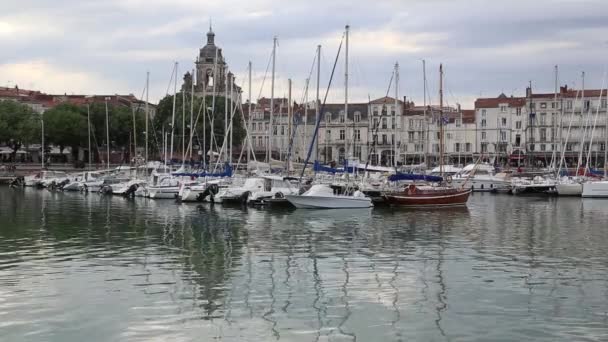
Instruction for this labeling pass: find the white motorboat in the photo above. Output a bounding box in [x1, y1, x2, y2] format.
[148, 176, 181, 199]
[582, 181, 608, 198]
[214, 177, 265, 204]
[112, 179, 147, 196]
[285, 184, 373, 209]
[451, 163, 511, 192]
[556, 176, 584, 196]
[178, 180, 226, 202]
[248, 175, 299, 204]
[511, 176, 557, 195]
[24, 170, 68, 187]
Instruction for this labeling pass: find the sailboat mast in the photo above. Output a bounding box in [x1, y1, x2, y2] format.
[287, 78, 292, 173]
[87, 104, 91, 168]
[229, 73, 233, 164]
[225, 71, 228, 163]
[394, 62, 399, 168]
[269, 36, 277, 163]
[145, 71, 149, 168]
[552, 65, 558, 172]
[190, 68, 194, 161]
[248, 61, 252, 163]
[423, 60, 428, 166]
[182, 84, 186, 166]
[344, 25, 349, 164]
[315, 45, 321, 162]
[577, 72, 586, 171]
[105, 98, 110, 168]
[439, 64, 444, 177]
[170, 62, 178, 164]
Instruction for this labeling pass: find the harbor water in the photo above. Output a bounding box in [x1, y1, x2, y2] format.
[1, 188, 608, 341]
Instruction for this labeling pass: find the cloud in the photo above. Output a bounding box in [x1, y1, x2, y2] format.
[0, 60, 124, 95]
[2, 0, 608, 108]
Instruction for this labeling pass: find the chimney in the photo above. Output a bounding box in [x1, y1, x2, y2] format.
[560, 85, 568, 94]
[525, 87, 532, 97]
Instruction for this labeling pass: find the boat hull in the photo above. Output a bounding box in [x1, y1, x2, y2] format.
[451, 179, 511, 192]
[556, 183, 583, 196]
[582, 182, 608, 198]
[384, 188, 472, 207]
[148, 187, 179, 199]
[285, 195, 373, 209]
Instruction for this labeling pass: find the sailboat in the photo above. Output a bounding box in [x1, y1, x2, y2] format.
[383, 64, 471, 207]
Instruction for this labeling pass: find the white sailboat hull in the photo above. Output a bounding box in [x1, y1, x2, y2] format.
[451, 178, 511, 192]
[556, 183, 583, 196]
[148, 187, 179, 199]
[582, 181, 608, 198]
[285, 195, 373, 209]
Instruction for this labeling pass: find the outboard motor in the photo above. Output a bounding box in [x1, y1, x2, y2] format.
[123, 183, 139, 198]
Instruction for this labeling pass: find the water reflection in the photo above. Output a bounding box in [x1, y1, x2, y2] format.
[1, 189, 608, 341]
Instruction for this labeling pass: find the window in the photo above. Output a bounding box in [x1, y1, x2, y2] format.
[455, 143, 461, 152]
[500, 131, 507, 141]
[540, 128, 546, 141]
[280, 126, 284, 135]
[501, 118, 507, 126]
[252, 123, 256, 131]
[354, 146, 362, 159]
[530, 144, 535, 151]
[516, 108, 522, 116]
[500, 105, 507, 113]
[601, 142, 606, 151]
[354, 129, 361, 141]
[382, 134, 388, 144]
[373, 118, 379, 128]
[340, 114, 345, 123]
[373, 110, 378, 116]
[391, 134, 395, 144]
[391, 110, 395, 116]
[455, 118, 461, 127]
[466, 143, 471, 152]
[481, 143, 488, 153]
[391, 118, 395, 129]
[566, 143, 573, 151]
[584, 100, 590, 111]
[409, 119, 414, 128]
[273, 126, 277, 135]
[265, 123, 269, 131]
[326, 130, 331, 140]
[482, 109, 487, 117]
[373, 134, 378, 144]
[515, 134, 521, 146]
[433, 144, 439, 153]
[541, 144, 546, 151]
[354, 113, 361, 122]
[436, 132, 441, 140]
[602, 99, 607, 109]
[531, 103, 536, 109]
[339, 129, 345, 140]
[382, 118, 387, 129]
[540, 102, 547, 109]
[567, 101, 573, 109]
[516, 121, 522, 129]
[481, 119, 487, 128]
[446, 133, 453, 140]
[408, 132, 415, 142]
[325, 113, 331, 123]
[481, 131, 487, 140]
[540, 113, 546, 125]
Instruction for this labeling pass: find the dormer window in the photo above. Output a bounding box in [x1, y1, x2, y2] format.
[325, 113, 331, 123]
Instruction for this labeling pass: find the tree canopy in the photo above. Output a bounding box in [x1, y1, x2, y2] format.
[0, 100, 41, 157]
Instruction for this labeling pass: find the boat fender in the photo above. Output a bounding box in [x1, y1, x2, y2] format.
[241, 191, 251, 203]
[446, 175, 452, 184]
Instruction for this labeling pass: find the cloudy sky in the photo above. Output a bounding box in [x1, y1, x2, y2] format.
[1, 0, 607, 108]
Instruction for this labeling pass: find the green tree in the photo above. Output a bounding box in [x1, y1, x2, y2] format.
[153, 93, 246, 161]
[87, 102, 146, 163]
[0, 100, 41, 161]
[43, 103, 87, 161]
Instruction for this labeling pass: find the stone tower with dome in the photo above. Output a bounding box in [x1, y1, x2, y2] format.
[182, 25, 241, 102]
